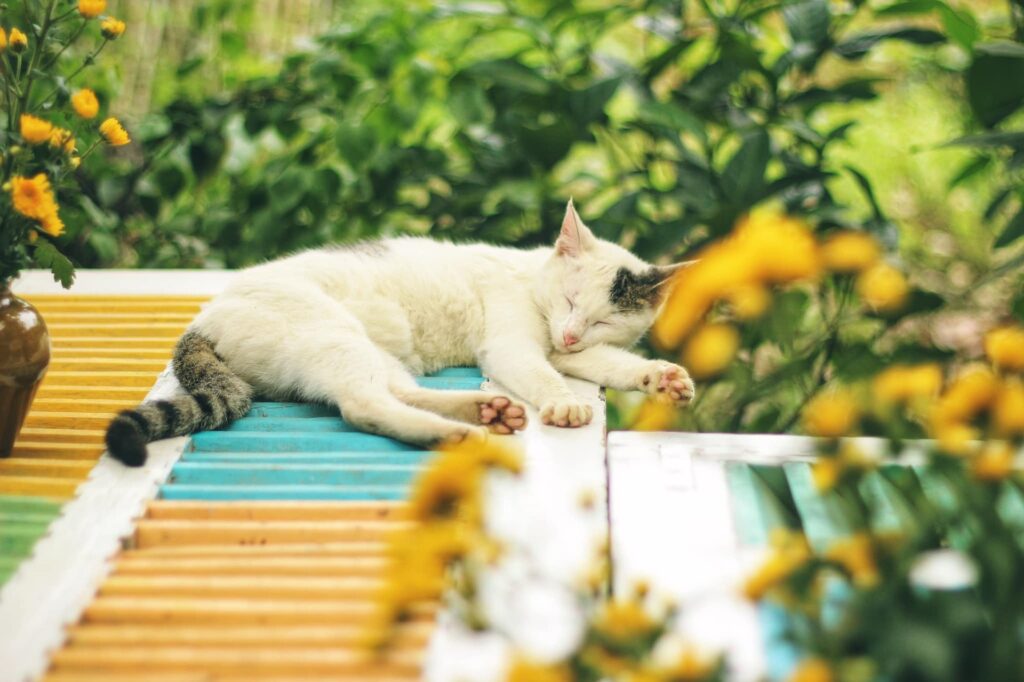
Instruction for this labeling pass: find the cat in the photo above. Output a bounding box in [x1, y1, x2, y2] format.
[106, 200, 695, 466]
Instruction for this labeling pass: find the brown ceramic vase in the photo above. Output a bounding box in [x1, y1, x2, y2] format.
[0, 284, 50, 457]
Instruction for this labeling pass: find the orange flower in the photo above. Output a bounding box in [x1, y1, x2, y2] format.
[20, 114, 54, 145]
[802, 390, 860, 438]
[71, 89, 100, 119]
[0, 28, 7, 53]
[78, 0, 106, 18]
[826, 533, 879, 588]
[873, 364, 943, 404]
[789, 658, 834, 682]
[821, 231, 881, 273]
[9, 28, 27, 53]
[856, 263, 908, 312]
[682, 323, 739, 379]
[984, 325, 1024, 373]
[49, 127, 76, 154]
[99, 117, 131, 146]
[971, 441, 1016, 482]
[101, 17, 126, 39]
[10, 174, 64, 237]
[994, 378, 1024, 437]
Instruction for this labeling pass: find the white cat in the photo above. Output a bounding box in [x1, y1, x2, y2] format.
[106, 200, 694, 466]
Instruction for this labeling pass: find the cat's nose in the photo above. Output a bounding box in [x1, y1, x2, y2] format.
[563, 331, 580, 347]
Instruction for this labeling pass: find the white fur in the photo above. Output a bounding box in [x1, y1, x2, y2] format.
[189, 201, 694, 444]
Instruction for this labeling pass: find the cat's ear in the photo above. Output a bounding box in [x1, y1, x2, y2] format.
[555, 199, 596, 257]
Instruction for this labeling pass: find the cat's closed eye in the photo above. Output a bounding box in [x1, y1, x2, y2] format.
[565, 295, 575, 310]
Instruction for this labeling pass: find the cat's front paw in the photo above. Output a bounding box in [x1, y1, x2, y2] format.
[539, 397, 593, 428]
[638, 361, 695, 406]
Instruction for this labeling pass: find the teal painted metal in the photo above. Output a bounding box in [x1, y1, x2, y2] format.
[171, 462, 420, 486]
[161, 368, 485, 501]
[181, 451, 433, 465]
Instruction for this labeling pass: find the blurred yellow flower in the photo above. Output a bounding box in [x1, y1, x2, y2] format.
[971, 441, 1016, 481]
[994, 378, 1024, 437]
[984, 325, 1024, 372]
[439, 438, 523, 475]
[49, 127, 76, 154]
[821, 231, 881, 273]
[592, 599, 659, 643]
[856, 263, 907, 312]
[826, 533, 879, 588]
[727, 284, 771, 319]
[811, 457, 841, 492]
[10, 174, 64, 237]
[0, 28, 7, 52]
[788, 658, 834, 682]
[69, 156, 82, 170]
[78, 0, 106, 18]
[654, 646, 715, 681]
[9, 27, 27, 53]
[408, 450, 482, 522]
[99, 117, 131, 146]
[683, 323, 739, 379]
[505, 656, 572, 682]
[101, 17, 126, 39]
[20, 114, 54, 145]
[71, 89, 100, 119]
[934, 422, 979, 457]
[632, 398, 677, 431]
[743, 530, 810, 600]
[931, 366, 998, 427]
[872, 364, 943, 404]
[802, 390, 859, 438]
[737, 212, 821, 283]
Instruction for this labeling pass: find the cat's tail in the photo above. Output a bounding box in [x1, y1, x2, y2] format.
[105, 330, 254, 467]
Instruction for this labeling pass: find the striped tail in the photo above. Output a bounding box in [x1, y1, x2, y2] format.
[105, 330, 254, 467]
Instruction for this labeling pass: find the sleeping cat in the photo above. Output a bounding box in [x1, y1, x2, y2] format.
[106, 200, 695, 466]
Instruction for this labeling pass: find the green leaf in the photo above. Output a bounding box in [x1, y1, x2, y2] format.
[877, 0, 979, 49]
[844, 165, 884, 222]
[1011, 288, 1024, 323]
[983, 187, 1012, 222]
[32, 241, 75, 289]
[721, 129, 770, 205]
[464, 59, 549, 95]
[967, 43, 1024, 127]
[948, 155, 991, 188]
[783, 0, 831, 45]
[943, 131, 1024, 148]
[567, 77, 621, 124]
[834, 27, 945, 60]
[634, 101, 706, 142]
[994, 207, 1024, 248]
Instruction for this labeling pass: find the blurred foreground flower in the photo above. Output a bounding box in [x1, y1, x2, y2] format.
[683, 323, 739, 379]
[802, 390, 860, 438]
[984, 325, 1024, 372]
[743, 530, 811, 601]
[855, 263, 907, 312]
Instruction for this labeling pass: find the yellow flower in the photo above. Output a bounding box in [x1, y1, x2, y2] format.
[802, 390, 860, 438]
[99, 117, 131, 146]
[655, 646, 716, 681]
[931, 366, 998, 427]
[984, 325, 1024, 373]
[632, 398, 677, 431]
[934, 422, 979, 457]
[49, 127, 76, 154]
[994, 378, 1024, 437]
[100, 16, 126, 39]
[592, 599, 660, 644]
[71, 89, 100, 119]
[9, 28, 27, 53]
[439, 438, 523, 475]
[856, 263, 908, 312]
[727, 284, 771, 319]
[826, 533, 879, 588]
[10, 174, 64, 237]
[78, 0, 106, 18]
[682, 323, 739, 379]
[0, 28, 7, 52]
[743, 530, 810, 600]
[788, 658, 834, 682]
[872, 364, 943, 404]
[811, 457, 842, 492]
[820, 231, 881, 273]
[20, 114, 54, 145]
[737, 212, 822, 284]
[408, 450, 482, 522]
[69, 156, 82, 170]
[971, 441, 1016, 481]
[505, 655, 572, 682]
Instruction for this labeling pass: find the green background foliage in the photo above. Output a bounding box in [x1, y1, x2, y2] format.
[42, 0, 1024, 433]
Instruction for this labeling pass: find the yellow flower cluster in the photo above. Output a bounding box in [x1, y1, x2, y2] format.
[802, 390, 860, 438]
[505, 656, 572, 682]
[811, 442, 876, 492]
[369, 439, 522, 646]
[743, 529, 811, 600]
[985, 325, 1024, 372]
[10, 174, 64, 236]
[72, 89, 100, 119]
[592, 599, 660, 645]
[20, 114, 54, 145]
[825, 533, 879, 588]
[872, 363, 943, 405]
[78, 0, 106, 18]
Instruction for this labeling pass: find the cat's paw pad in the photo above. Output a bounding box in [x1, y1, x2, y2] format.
[478, 396, 528, 435]
[639, 362, 695, 406]
[539, 397, 593, 428]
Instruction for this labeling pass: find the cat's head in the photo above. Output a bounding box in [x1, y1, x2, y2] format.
[537, 200, 686, 353]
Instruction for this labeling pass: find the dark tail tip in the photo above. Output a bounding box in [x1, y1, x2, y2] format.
[106, 412, 148, 467]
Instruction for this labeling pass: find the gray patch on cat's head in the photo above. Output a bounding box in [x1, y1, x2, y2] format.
[328, 240, 389, 256]
[609, 267, 663, 311]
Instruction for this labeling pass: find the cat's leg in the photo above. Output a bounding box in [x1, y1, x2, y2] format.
[549, 344, 695, 406]
[378, 357, 528, 434]
[479, 338, 593, 428]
